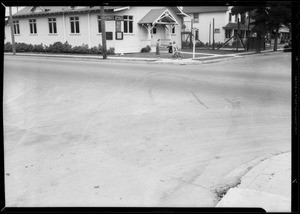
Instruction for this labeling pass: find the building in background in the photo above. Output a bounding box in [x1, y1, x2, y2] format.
[4, 6, 188, 53]
[182, 6, 250, 45]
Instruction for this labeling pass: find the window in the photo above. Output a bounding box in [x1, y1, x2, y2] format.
[29, 19, 37, 34]
[172, 26, 175, 34]
[194, 14, 199, 23]
[70, 17, 80, 33]
[48, 18, 57, 34]
[225, 29, 231, 38]
[152, 26, 156, 34]
[13, 20, 20, 34]
[229, 13, 232, 22]
[115, 20, 121, 32]
[195, 30, 198, 40]
[97, 15, 102, 33]
[214, 28, 220, 33]
[123, 15, 133, 33]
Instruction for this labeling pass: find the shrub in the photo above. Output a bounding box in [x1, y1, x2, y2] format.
[195, 41, 205, 47]
[48, 41, 64, 53]
[4, 42, 12, 52]
[182, 41, 190, 47]
[62, 41, 72, 53]
[15, 43, 33, 52]
[70, 44, 91, 54]
[4, 41, 115, 55]
[107, 47, 115, 55]
[33, 44, 45, 52]
[44, 45, 50, 52]
[90, 44, 102, 54]
[140, 45, 151, 53]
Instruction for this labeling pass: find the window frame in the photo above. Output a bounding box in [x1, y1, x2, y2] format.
[13, 20, 20, 35]
[97, 15, 102, 33]
[225, 29, 231, 38]
[48, 18, 57, 34]
[194, 13, 199, 23]
[123, 15, 133, 33]
[152, 26, 157, 34]
[172, 25, 175, 34]
[70, 16, 80, 34]
[29, 19, 37, 34]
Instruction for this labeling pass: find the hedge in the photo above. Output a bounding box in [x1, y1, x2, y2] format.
[140, 45, 151, 53]
[4, 41, 115, 55]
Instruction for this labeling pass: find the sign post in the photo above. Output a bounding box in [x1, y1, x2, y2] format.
[212, 18, 215, 50]
[192, 28, 196, 59]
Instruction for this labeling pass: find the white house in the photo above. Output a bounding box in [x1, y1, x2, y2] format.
[4, 6, 188, 53]
[182, 6, 250, 44]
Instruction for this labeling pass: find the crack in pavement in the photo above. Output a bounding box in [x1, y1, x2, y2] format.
[190, 90, 209, 109]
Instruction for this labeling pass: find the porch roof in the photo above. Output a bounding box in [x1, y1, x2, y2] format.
[138, 8, 179, 25]
[138, 8, 166, 24]
[223, 22, 249, 30]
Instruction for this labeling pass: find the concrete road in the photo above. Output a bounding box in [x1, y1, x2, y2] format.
[3, 52, 291, 207]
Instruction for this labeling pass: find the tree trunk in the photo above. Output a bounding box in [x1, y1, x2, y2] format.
[256, 32, 262, 53]
[273, 28, 279, 51]
[100, 6, 107, 59]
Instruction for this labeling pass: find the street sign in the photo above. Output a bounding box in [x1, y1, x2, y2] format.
[104, 15, 124, 21]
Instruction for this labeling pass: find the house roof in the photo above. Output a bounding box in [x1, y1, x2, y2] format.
[11, 6, 125, 17]
[223, 22, 249, 30]
[138, 8, 167, 24]
[182, 6, 229, 14]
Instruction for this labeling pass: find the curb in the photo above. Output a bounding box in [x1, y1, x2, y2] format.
[214, 151, 291, 211]
[4, 49, 285, 65]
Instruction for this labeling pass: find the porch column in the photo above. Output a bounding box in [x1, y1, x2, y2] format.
[168, 24, 172, 40]
[147, 24, 151, 40]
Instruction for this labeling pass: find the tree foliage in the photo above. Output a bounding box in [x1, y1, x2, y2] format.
[231, 2, 291, 35]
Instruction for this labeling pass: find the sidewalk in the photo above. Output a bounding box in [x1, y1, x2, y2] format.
[4, 48, 284, 65]
[216, 151, 291, 212]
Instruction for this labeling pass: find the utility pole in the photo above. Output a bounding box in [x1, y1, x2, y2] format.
[100, 6, 107, 59]
[209, 22, 211, 45]
[9, 6, 16, 55]
[237, 18, 240, 52]
[212, 18, 215, 50]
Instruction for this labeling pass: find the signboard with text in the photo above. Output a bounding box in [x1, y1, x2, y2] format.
[104, 15, 124, 21]
[116, 31, 123, 40]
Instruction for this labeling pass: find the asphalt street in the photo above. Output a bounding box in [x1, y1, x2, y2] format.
[3, 52, 291, 207]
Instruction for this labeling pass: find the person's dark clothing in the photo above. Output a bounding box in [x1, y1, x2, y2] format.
[168, 45, 172, 53]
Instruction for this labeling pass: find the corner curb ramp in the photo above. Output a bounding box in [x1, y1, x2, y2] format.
[215, 188, 291, 212]
[215, 151, 291, 212]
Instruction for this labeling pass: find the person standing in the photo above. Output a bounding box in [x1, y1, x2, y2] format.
[156, 39, 161, 58]
[172, 41, 177, 59]
[168, 42, 173, 53]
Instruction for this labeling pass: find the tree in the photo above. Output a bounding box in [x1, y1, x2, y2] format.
[265, 2, 291, 51]
[231, 2, 291, 52]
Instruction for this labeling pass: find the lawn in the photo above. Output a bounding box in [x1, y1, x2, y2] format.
[111, 51, 212, 59]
